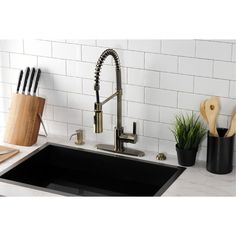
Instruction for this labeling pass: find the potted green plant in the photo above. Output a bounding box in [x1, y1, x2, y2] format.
[172, 114, 207, 166]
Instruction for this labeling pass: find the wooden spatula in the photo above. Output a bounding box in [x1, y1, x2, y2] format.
[225, 107, 236, 137]
[200, 99, 208, 123]
[205, 97, 220, 136]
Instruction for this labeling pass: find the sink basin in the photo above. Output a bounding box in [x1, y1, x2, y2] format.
[0, 143, 185, 196]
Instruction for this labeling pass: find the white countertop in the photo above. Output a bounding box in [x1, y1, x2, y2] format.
[0, 134, 235, 196]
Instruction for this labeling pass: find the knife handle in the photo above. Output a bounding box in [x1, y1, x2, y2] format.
[22, 67, 30, 94]
[16, 70, 23, 93]
[27, 68, 36, 95]
[33, 69, 41, 95]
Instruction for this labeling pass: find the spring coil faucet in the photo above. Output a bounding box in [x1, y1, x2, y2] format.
[94, 49, 144, 157]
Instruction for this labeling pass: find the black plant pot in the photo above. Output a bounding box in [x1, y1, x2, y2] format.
[207, 128, 234, 174]
[176, 144, 198, 167]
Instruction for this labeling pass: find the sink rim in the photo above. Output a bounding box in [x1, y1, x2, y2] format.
[0, 142, 185, 196]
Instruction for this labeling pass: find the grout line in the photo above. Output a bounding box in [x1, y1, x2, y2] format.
[231, 43, 234, 62]
[4, 52, 236, 83]
[2, 43, 236, 63]
[22, 40, 25, 54]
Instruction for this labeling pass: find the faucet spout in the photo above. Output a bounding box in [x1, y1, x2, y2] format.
[93, 49, 144, 157]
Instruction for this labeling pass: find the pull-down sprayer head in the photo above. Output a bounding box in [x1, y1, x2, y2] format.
[94, 102, 103, 133]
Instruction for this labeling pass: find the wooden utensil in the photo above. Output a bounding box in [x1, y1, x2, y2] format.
[225, 107, 236, 137]
[205, 97, 220, 136]
[0, 146, 19, 163]
[200, 99, 208, 123]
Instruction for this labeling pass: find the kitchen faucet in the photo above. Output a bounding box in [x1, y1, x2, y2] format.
[94, 49, 145, 157]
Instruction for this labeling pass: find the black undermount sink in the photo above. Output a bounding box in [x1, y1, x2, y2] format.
[0, 143, 185, 196]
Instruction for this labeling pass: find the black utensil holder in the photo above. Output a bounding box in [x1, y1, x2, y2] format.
[207, 128, 234, 174]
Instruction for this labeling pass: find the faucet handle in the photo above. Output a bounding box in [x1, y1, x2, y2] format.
[133, 122, 136, 135]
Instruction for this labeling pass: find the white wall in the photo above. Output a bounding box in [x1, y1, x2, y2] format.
[0, 39, 236, 162]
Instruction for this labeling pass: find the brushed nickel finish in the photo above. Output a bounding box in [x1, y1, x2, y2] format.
[94, 49, 145, 157]
[156, 153, 167, 161]
[70, 129, 84, 145]
[96, 144, 145, 157]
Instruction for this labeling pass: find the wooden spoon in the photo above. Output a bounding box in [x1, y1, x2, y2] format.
[200, 99, 208, 123]
[225, 107, 236, 137]
[205, 97, 220, 136]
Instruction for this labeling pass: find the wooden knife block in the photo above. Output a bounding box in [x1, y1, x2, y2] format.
[4, 94, 45, 146]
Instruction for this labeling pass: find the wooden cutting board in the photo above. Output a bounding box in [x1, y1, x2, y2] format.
[0, 145, 19, 163]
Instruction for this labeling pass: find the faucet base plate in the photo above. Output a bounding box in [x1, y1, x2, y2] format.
[96, 144, 145, 157]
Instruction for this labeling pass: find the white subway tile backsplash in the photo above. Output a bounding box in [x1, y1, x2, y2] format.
[38, 73, 54, 89]
[103, 99, 127, 116]
[145, 53, 178, 72]
[160, 106, 192, 124]
[160, 72, 194, 92]
[0, 98, 10, 112]
[144, 121, 173, 140]
[54, 106, 69, 123]
[43, 105, 53, 120]
[67, 60, 94, 79]
[128, 40, 161, 53]
[68, 93, 94, 111]
[46, 120, 68, 137]
[97, 40, 127, 49]
[0, 52, 10, 67]
[0, 40, 23, 53]
[145, 88, 177, 107]
[38, 57, 66, 75]
[123, 84, 144, 103]
[0, 83, 12, 98]
[162, 40, 195, 57]
[213, 61, 236, 80]
[24, 40, 51, 57]
[196, 40, 232, 61]
[82, 46, 112, 64]
[0, 68, 19, 83]
[53, 74, 82, 93]
[10, 53, 37, 69]
[116, 49, 144, 68]
[178, 92, 206, 111]
[1, 39, 236, 162]
[220, 97, 236, 115]
[68, 109, 83, 125]
[179, 57, 213, 77]
[39, 88, 67, 107]
[128, 68, 159, 88]
[0, 52, 9, 67]
[216, 115, 228, 128]
[229, 81, 236, 98]
[194, 77, 229, 97]
[54, 106, 82, 125]
[128, 101, 159, 122]
[52, 42, 81, 60]
[159, 140, 176, 156]
[232, 44, 236, 62]
[0, 112, 7, 127]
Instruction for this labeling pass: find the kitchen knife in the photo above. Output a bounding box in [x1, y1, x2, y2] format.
[22, 67, 30, 94]
[16, 70, 23, 93]
[33, 68, 41, 96]
[27, 67, 36, 95]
